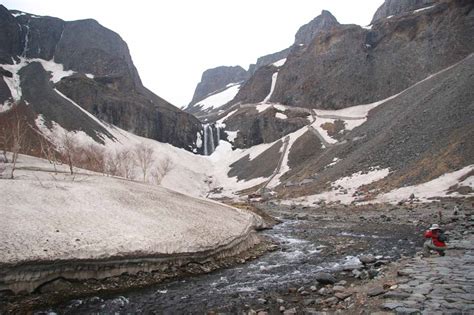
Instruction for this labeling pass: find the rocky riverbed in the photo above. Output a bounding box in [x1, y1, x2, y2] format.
[2, 198, 472, 314]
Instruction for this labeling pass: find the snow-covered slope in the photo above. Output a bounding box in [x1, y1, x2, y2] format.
[0, 155, 259, 265]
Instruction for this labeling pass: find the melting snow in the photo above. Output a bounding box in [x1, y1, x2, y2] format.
[282, 168, 390, 205]
[413, 5, 436, 13]
[272, 58, 287, 67]
[226, 130, 238, 142]
[195, 84, 240, 111]
[377, 165, 474, 203]
[273, 104, 286, 112]
[256, 104, 272, 113]
[262, 72, 278, 103]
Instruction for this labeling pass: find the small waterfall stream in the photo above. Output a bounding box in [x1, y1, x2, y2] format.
[203, 124, 220, 156]
[22, 21, 31, 57]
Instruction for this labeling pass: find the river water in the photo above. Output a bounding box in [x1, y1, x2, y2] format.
[38, 211, 418, 314]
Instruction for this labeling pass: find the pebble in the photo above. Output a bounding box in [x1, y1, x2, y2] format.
[315, 272, 336, 285]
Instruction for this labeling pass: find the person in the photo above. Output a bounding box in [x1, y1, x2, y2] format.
[423, 224, 447, 257]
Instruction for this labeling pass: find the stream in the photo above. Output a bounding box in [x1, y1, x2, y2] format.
[37, 211, 419, 314]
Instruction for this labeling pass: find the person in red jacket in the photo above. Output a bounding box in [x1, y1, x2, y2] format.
[423, 224, 447, 257]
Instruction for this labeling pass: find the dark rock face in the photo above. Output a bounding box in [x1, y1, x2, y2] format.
[0, 7, 22, 63]
[224, 106, 309, 149]
[188, 65, 248, 106]
[294, 10, 339, 46]
[19, 62, 113, 144]
[371, 0, 435, 23]
[0, 6, 202, 152]
[230, 65, 277, 106]
[279, 54, 474, 197]
[248, 47, 290, 76]
[272, 1, 474, 109]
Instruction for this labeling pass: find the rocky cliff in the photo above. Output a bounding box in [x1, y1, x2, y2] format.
[188, 66, 248, 107]
[269, 0, 474, 109]
[0, 6, 202, 152]
[371, 0, 435, 23]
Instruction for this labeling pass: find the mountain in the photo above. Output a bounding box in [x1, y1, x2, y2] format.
[185, 10, 340, 120]
[0, 6, 203, 153]
[182, 0, 473, 202]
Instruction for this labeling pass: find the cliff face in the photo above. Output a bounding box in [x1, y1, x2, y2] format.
[371, 0, 435, 23]
[0, 6, 203, 152]
[188, 66, 248, 107]
[270, 0, 474, 109]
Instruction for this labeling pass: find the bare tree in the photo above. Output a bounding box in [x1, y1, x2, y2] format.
[133, 143, 154, 182]
[9, 113, 28, 179]
[59, 131, 77, 175]
[39, 137, 58, 173]
[105, 149, 135, 179]
[0, 124, 11, 163]
[151, 156, 174, 185]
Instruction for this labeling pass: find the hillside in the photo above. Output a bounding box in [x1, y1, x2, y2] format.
[0, 6, 203, 153]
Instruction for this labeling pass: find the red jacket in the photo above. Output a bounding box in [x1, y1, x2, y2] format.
[424, 230, 446, 247]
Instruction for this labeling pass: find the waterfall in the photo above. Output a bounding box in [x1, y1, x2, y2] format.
[203, 124, 219, 156]
[203, 124, 208, 156]
[22, 22, 31, 57]
[209, 125, 215, 154]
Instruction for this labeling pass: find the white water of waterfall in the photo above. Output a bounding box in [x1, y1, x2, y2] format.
[203, 125, 208, 156]
[22, 23, 30, 57]
[209, 125, 215, 154]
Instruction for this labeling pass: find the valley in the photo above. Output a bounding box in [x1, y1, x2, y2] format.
[0, 0, 473, 313]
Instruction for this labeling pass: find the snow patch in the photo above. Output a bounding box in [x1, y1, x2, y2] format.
[275, 112, 287, 119]
[282, 167, 390, 205]
[226, 130, 238, 142]
[255, 104, 272, 113]
[377, 165, 474, 203]
[413, 5, 436, 13]
[273, 104, 286, 112]
[263, 72, 278, 103]
[311, 117, 338, 144]
[195, 84, 240, 111]
[272, 58, 287, 67]
[85, 73, 94, 79]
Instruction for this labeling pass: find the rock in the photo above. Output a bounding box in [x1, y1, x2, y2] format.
[310, 285, 318, 292]
[288, 287, 298, 293]
[257, 311, 268, 315]
[382, 302, 404, 310]
[303, 299, 315, 306]
[371, 0, 435, 23]
[359, 254, 376, 264]
[279, 305, 286, 312]
[395, 307, 421, 314]
[323, 296, 338, 305]
[318, 287, 332, 296]
[283, 308, 297, 315]
[257, 298, 267, 304]
[276, 298, 284, 304]
[367, 286, 386, 297]
[315, 272, 336, 285]
[335, 292, 352, 300]
[333, 286, 345, 292]
[38, 278, 73, 293]
[300, 291, 310, 296]
[187, 65, 248, 109]
[383, 292, 410, 299]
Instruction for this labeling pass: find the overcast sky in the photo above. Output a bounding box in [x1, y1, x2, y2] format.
[4, 0, 384, 107]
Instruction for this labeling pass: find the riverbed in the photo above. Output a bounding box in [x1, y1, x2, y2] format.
[37, 203, 424, 314]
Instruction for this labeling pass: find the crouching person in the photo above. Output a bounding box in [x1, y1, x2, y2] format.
[423, 224, 447, 257]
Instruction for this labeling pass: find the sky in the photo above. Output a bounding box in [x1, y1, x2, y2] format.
[4, 0, 384, 108]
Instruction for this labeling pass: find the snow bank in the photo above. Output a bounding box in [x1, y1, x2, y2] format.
[272, 58, 287, 67]
[0, 155, 258, 264]
[413, 5, 436, 13]
[276, 112, 287, 119]
[282, 168, 390, 205]
[256, 104, 272, 113]
[263, 72, 278, 103]
[195, 84, 241, 111]
[267, 127, 308, 188]
[377, 165, 474, 203]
